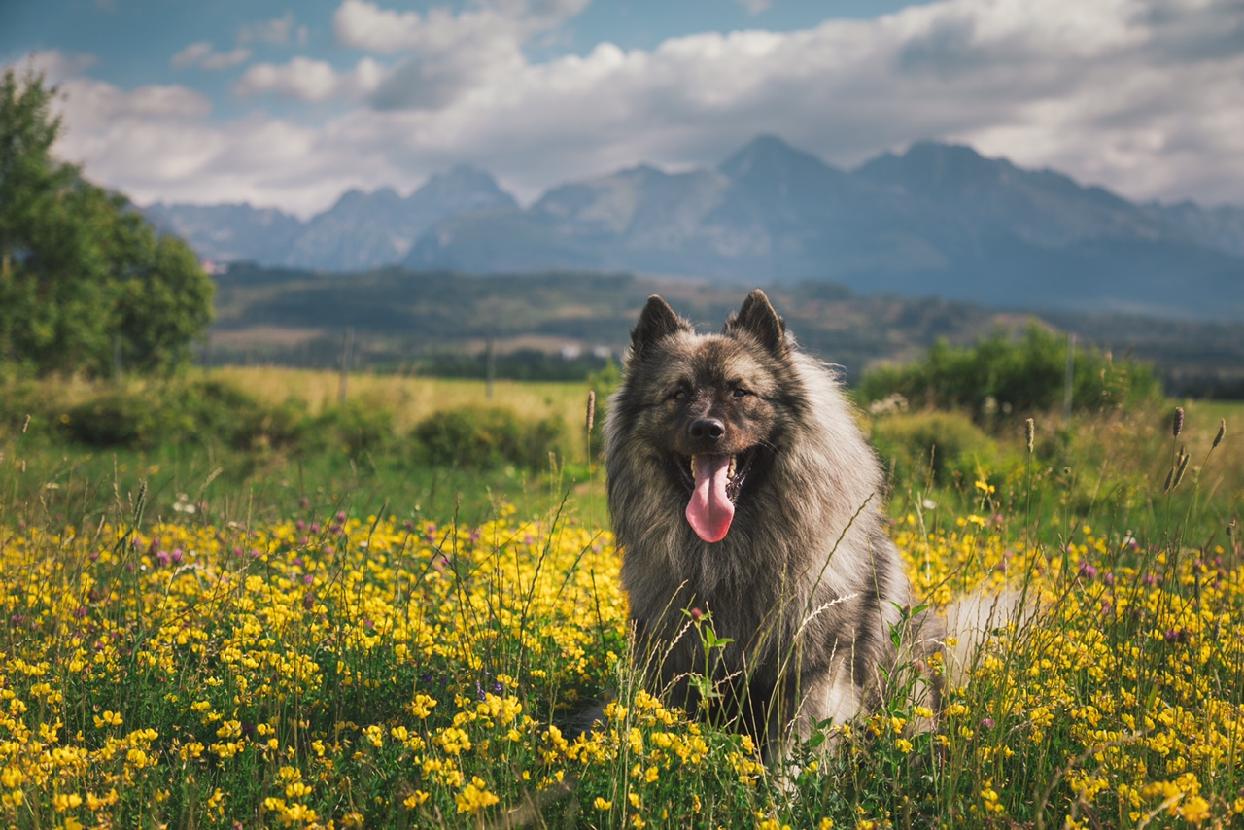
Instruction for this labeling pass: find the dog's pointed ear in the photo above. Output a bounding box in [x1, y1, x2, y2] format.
[630, 295, 687, 358]
[728, 289, 786, 357]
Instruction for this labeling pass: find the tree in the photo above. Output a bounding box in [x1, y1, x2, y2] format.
[0, 69, 213, 375]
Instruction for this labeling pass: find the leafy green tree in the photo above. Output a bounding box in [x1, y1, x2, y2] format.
[0, 69, 212, 375]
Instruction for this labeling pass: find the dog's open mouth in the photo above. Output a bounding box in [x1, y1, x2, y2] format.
[679, 450, 755, 543]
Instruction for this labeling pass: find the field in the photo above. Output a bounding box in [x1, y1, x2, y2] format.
[0, 368, 1241, 829]
[210, 366, 589, 436]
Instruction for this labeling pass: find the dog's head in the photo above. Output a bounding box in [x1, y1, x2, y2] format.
[612, 290, 806, 543]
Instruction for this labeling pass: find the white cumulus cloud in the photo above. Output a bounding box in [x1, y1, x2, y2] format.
[234, 57, 385, 102]
[171, 42, 252, 71]
[238, 13, 310, 47]
[8, 0, 1244, 215]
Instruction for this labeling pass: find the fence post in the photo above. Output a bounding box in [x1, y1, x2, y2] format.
[485, 337, 495, 400]
[339, 327, 354, 404]
[1063, 333, 1076, 419]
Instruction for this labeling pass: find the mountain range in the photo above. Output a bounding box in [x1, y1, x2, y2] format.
[145, 164, 516, 271]
[144, 136, 1244, 320]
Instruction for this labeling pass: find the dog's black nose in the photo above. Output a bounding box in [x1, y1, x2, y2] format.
[689, 418, 725, 442]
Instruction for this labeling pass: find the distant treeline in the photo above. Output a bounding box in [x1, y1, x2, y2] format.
[201, 339, 613, 382]
[402, 349, 612, 382]
[205, 263, 1244, 399]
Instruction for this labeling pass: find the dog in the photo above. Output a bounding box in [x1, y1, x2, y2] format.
[603, 290, 948, 758]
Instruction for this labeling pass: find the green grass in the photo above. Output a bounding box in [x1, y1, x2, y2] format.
[0, 370, 1239, 828]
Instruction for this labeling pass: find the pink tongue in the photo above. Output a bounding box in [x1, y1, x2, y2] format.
[685, 455, 735, 543]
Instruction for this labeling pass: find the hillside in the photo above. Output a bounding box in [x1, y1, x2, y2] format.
[208, 265, 1244, 395]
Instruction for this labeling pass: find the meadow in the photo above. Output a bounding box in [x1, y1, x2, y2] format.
[0, 368, 1240, 829]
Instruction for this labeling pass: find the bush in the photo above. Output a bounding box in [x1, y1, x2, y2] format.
[412, 406, 567, 469]
[0, 376, 62, 438]
[64, 391, 168, 448]
[871, 411, 998, 487]
[305, 399, 397, 458]
[49, 379, 570, 469]
[858, 325, 1161, 422]
[62, 378, 305, 450]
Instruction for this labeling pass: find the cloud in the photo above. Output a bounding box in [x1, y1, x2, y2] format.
[171, 14, 311, 76]
[234, 57, 385, 102]
[11, 50, 97, 83]
[333, 0, 586, 111]
[171, 42, 252, 71]
[11, 0, 1244, 215]
[332, 0, 587, 53]
[738, 0, 774, 14]
[238, 13, 309, 47]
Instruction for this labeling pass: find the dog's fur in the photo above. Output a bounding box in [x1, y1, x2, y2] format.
[604, 290, 944, 755]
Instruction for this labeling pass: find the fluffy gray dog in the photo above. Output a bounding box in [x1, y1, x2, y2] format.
[604, 290, 946, 756]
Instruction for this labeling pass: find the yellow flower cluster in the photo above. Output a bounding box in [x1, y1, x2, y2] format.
[0, 513, 632, 827]
[894, 518, 1244, 826]
[0, 506, 1237, 827]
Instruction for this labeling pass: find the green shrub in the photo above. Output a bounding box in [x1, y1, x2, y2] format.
[306, 399, 397, 458]
[871, 411, 998, 487]
[0, 377, 61, 438]
[61, 378, 307, 450]
[65, 391, 168, 448]
[47, 380, 569, 469]
[412, 406, 567, 469]
[859, 325, 1161, 422]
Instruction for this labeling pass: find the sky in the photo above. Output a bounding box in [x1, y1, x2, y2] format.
[3, 0, 1243, 218]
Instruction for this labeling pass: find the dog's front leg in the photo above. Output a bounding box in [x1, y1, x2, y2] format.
[767, 659, 861, 783]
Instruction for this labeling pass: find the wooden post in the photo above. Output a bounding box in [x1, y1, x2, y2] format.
[484, 337, 495, 400]
[1063, 333, 1076, 420]
[339, 327, 354, 404]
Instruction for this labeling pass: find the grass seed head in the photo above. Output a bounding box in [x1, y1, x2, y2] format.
[1173, 450, 1191, 490]
[1024, 418, 1035, 454]
[1212, 418, 1225, 450]
[1172, 406, 1185, 438]
[586, 389, 596, 434]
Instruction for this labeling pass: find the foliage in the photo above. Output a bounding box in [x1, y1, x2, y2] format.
[871, 410, 1000, 488]
[858, 325, 1162, 421]
[0, 69, 212, 375]
[46, 378, 568, 472]
[412, 405, 567, 469]
[63, 379, 305, 451]
[304, 399, 398, 459]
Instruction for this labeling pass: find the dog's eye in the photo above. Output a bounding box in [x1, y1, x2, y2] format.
[669, 388, 687, 402]
[732, 387, 752, 399]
